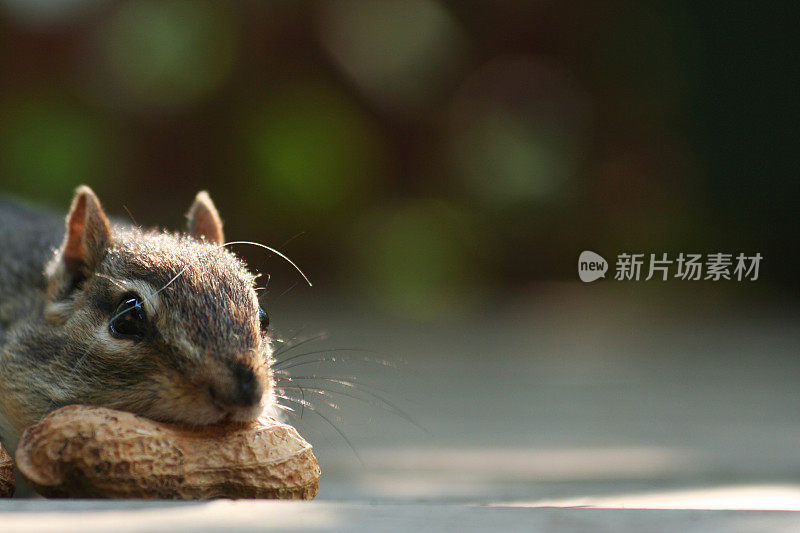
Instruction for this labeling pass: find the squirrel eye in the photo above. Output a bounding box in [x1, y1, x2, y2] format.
[110, 295, 147, 340]
[259, 307, 269, 333]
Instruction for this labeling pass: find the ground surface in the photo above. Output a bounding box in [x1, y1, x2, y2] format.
[2, 285, 800, 531]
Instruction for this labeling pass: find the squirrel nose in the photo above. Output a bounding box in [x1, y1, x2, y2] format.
[208, 363, 262, 409]
[232, 363, 261, 406]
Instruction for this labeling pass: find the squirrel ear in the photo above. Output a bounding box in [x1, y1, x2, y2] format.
[47, 186, 112, 299]
[186, 191, 225, 245]
[62, 186, 112, 273]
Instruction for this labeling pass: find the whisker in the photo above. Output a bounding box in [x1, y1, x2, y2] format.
[279, 395, 362, 463]
[274, 347, 397, 368]
[272, 333, 329, 358]
[99, 268, 186, 319]
[274, 353, 406, 374]
[277, 376, 426, 433]
[277, 390, 342, 419]
[222, 241, 312, 287]
[275, 402, 338, 450]
[277, 280, 299, 299]
[275, 373, 382, 391]
[297, 383, 306, 418]
[95, 273, 128, 291]
[153, 263, 193, 297]
[272, 402, 295, 414]
[255, 277, 273, 302]
[45, 346, 95, 412]
[279, 231, 307, 249]
[256, 232, 307, 273]
[278, 387, 343, 417]
[122, 205, 139, 227]
[277, 383, 424, 431]
[275, 393, 304, 418]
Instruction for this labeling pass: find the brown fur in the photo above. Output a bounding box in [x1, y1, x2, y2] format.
[0, 187, 274, 455]
[186, 190, 225, 245]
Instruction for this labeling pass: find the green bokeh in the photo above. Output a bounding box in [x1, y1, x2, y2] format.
[101, 0, 236, 107]
[318, 0, 467, 114]
[244, 83, 385, 214]
[0, 96, 110, 204]
[350, 202, 485, 320]
[449, 109, 580, 206]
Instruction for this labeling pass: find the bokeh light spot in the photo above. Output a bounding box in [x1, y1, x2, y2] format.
[446, 57, 590, 206]
[317, 0, 468, 117]
[99, 0, 236, 108]
[454, 110, 570, 204]
[350, 202, 485, 320]
[0, 0, 102, 28]
[244, 83, 385, 213]
[0, 95, 110, 203]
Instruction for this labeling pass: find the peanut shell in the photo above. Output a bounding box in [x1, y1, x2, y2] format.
[0, 441, 14, 498]
[15, 405, 320, 499]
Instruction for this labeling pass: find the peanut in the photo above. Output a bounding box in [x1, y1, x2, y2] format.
[15, 405, 320, 499]
[0, 441, 14, 498]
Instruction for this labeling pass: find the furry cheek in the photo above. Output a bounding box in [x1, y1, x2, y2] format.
[144, 370, 228, 425]
[93, 323, 147, 360]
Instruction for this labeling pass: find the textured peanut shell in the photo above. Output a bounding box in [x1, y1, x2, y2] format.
[15, 405, 320, 499]
[0, 441, 14, 498]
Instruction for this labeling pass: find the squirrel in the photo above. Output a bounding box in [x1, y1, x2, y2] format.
[0, 186, 275, 457]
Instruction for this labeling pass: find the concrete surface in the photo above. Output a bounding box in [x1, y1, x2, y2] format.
[3, 286, 800, 531]
[2, 500, 800, 533]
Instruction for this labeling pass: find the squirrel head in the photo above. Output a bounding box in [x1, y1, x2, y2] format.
[41, 186, 273, 426]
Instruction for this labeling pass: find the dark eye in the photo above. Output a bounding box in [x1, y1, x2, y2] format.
[259, 307, 269, 333]
[109, 294, 147, 340]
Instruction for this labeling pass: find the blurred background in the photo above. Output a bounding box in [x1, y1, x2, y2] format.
[2, 0, 800, 506]
[1, 0, 798, 310]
